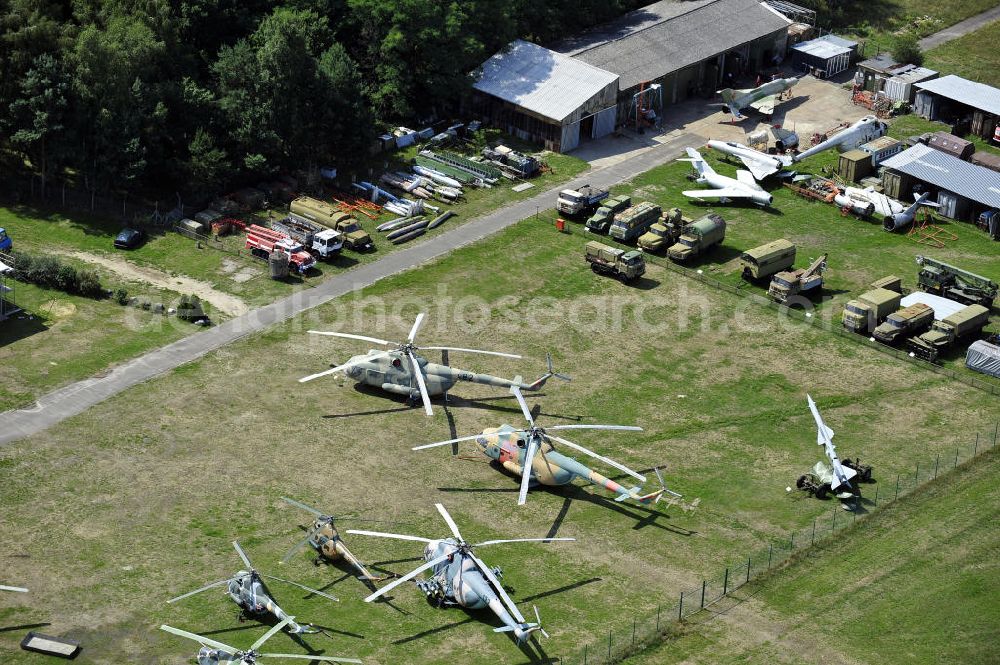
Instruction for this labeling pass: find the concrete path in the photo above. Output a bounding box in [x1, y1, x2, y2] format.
[919, 5, 1000, 51]
[0, 130, 707, 445]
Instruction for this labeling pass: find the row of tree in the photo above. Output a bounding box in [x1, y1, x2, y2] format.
[0, 0, 651, 199]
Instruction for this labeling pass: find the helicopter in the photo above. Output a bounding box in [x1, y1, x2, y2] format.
[161, 616, 361, 664]
[168, 541, 337, 634]
[347, 503, 574, 643]
[413, 385, 684, 507]
[279, 497, 391, 584]
[298, 312, 569, 415]
[0, 584, 27, 593]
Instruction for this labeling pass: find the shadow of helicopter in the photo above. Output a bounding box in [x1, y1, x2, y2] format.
[0, 622, 49, 634]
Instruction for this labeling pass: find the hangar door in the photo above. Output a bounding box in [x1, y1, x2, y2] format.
[560, 121, 581, 153]
[591, 107, 616, 138]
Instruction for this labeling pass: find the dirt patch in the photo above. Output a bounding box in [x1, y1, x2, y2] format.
[39, 299, 77, 319]
[62, 250, 250, 318]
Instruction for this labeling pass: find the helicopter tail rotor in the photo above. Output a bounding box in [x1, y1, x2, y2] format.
[523, 353, 571, 391]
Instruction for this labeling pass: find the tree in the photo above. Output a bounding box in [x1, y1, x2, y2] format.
[891, 32, 923, 66]
[187, 128, 229, 194]
[8, 53, 71, 196]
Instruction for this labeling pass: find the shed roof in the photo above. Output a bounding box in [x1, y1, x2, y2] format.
[857, 54, 900, 74]
[889, 66, 937, 84]
[914, 75, 1000, 116]
[791, 35, 852, 60]
[553, 0, 791, 91]
[473, 40, 619, 123]
[0, 260, 11, 275]
[881, 144, 1000, 208]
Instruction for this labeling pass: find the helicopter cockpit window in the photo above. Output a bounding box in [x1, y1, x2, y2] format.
[392, 357, 402, 368]
[516, 438, 526, 448]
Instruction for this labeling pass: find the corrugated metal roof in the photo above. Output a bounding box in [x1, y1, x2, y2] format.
[914, 75, 1000, 116]
[880, 144, 1000, 208]
[552, 0, 791, 91]
[473, 40, 619, 123]
[889, 66, 937, 84]
[791, 36, 852, 59]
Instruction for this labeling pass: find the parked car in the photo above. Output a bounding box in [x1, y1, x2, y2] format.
[114, 228, 144, 249]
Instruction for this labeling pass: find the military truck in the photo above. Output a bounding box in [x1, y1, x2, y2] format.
[768, 253, 827, 303]
[586, 195, 632, 234]
[557, 185, 609, 217]
[609, 201, 661, 244]
[290, 196, 374, 251]
[585, 241, 646, 282]
[667, 214, 726, 262]
[907, 304, 990, 361]
[842, 287, 903, 334]
[739, 239, 796, 281]
[873, 302, 934, 345]
[916, 255, 997, 308]
[637, 208, 687, 252]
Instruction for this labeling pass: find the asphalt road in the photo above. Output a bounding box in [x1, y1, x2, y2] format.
[0, 131, 707, 445]
[918, 5, 1000, 50]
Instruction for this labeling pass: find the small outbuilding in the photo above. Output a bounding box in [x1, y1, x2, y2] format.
[926, 132, 974, 160]
[790, 34, 857, 78]
[913, 75, 1000, 140]
[970, 150, 1000, 173]
[0, 256, 18, 321]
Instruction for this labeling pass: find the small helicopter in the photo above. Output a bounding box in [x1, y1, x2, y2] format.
[168, 541, 337, 634]
[347, 503, 574, 643]
[279, 497, 389, 584]
[0, 584, 27, 593]
[160, 616, 361, 664]
[299, 312, 569, 415]
[414, 385, 683, 507]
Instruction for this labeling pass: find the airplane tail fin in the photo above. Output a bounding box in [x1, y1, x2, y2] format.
[679, 147, 713, 177]
[523, 353, 571, 391]
[717, 89, 745, 120]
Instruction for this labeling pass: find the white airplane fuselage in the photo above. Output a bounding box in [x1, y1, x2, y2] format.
[793, 116, 888, 163]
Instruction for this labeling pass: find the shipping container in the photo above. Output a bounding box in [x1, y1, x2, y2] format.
[881, 169, 914, 200]
[936, 190, 971, 220]
[859, 137, 903, 166]
[838, 149, 873, 182]
[883, 67, 938, 102]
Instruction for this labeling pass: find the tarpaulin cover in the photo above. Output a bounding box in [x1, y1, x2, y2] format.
[966, 340, 1000, 378]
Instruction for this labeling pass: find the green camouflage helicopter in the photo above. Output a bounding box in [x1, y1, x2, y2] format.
[299, 313, 568, 415]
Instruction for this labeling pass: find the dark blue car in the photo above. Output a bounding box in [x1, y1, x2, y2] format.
[114, 228, 144, 249]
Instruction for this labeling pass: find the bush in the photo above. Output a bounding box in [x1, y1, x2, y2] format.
[28, 255, 60, 288]
[55, 264, 79, 292]
[8, 249, 105, 298]
[892, 33, 923, 66]
[177, 294, 206, 322]
[115, 288, 129, 305]
[76, 270, 102, 298]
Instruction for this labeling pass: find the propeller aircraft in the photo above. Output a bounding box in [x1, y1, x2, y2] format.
[348, 503, 574, 643]
[414, 385, 683, 507]
[168, 541, 338, 634]
[299, 312, 569, 416]
[279, 497, 390, 584]
[160, 616, 361, 664]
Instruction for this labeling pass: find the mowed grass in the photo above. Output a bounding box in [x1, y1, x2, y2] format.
[925, 19, 1000, 88]
[1, 214, 998, 665]
[622, 448, 1000, 665]
[844, 0, 999, 53]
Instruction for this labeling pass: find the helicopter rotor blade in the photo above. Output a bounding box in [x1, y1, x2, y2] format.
[545, 434, 647, 483]
[435, 503, 464, 542]
[166, 578, 230, 604]
[509, 385, 534, 427]
[233, 541, 254, 570]
[345, 529, 433, 544]
[362, 553, 450, 603]
[261, 575, 339, 602]
[280, 532, 317, 565]
[412, 433, 484, 451]
[472, 537, 576, 548]
[517, 437, 539, 506]
[543, 424, 644, 433]
[249, 616, 295, 651]
[307, 330, 393, 346]
[421, 346, 522, 359]
[468, 551, 526, 624]
[160, 624, 237, 653]
[534, 605, 550, 639]
[258, 654, 362, 663]
[281, 497, 327, 518]
[299, 351, 393, 383]
[0, 585, 28, 593]
[407, 313, 425, 343]
[408, 351, 434, 416]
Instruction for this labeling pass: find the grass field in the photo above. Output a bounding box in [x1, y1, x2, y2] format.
[621, 448, 1000, 665]
[924, 19, 1000, 88]
[1, 212, 997, 665]
[844, 0, 999, 54]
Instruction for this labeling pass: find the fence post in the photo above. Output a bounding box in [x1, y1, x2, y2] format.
[767, 543, 773, 569]
[994, 421, 998, 448]
[700, 580, 706, 608]
[915, 462, 919, 486]
[790, 533, 794, 550]
[895, 473, 900, 500]
[723, 567, 729, 596]
[974, 433, 978, 456]
[746, 556, 751, 584]
[608, 630, 612, 660]
[632, 620, 636, 647]
[583, 644, 587, 665]
[873, 483, 879, 506]
[934, 455, 939, 479]
[675, 596, 679, 623]
[811, 517, 816, 545]
[955, 447, 960, 468]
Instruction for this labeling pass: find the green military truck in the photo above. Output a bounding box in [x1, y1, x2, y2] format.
[907, 304, 990, 361]
[768, 253, 827, 303]
[667, 214, 726, 262]
[585, 241, 646, 282]
[873, 302, 934, 345]
[842, 286, 903, 334]
[586, 195, 632, 234]
[637, 208, 686, 252]
[915, 255, 997, 308]
[290, 196, 374, 251]
[739, 239, 795, 281]
[609, 202, 661, 244]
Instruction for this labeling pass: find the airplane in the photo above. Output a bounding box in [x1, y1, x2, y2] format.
[806, 395, 856, 492]
[0, 584, 27, 593]
[791, 115, 888, 163]
[160, 617, 361, 664]
[299, 312, 569, 416]
[168, 541, 338, 635]
[413, 385, 683, 507]
[719, 77, 798, 121]
[706, 140, 794, 180]
[680, 147, 774, 206]
[348, 503, 574, 643]
[882, 191, 939, 231]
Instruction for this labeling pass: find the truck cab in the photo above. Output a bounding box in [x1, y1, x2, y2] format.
[585, 195, 631, 233]
[0, 227, 11, 252]
[312, 229, 344, 257]
[637, 223, 675, 252]
[335, 217, 373, 251]
[873, 303, 934, 345]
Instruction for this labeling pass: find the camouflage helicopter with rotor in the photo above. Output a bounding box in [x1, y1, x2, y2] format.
[299, 312, 569, 415]
[168, 541, 337, 635]
[279, 496, 392, 585]
[348, 503, 574, 644]
[160, 616, 360, 665]
[414, 385, 688, 508]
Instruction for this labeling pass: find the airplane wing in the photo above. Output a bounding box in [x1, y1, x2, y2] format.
[830, 459, 857, 490]
[736, 155, 780, 181]
[735, 170, 758, 187]
[868, 191, 901, 216]
[682, 187, 754, 200]
[749, 94, 776, 115]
